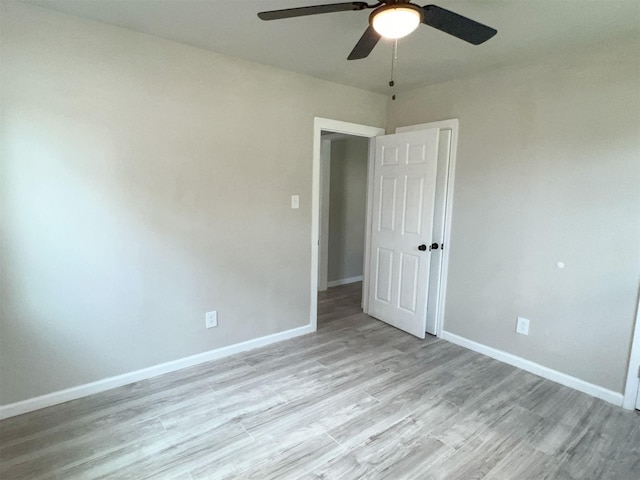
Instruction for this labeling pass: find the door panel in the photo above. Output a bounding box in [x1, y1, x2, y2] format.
[375, 247, 393, 304]
[379, 177, 397, 231]
[368, 129, 439, 338]
[407, 144, 427, 164]
[403, 176, 424, 235]
[398, 253, 419, 313]
[382, 145, 400, 165]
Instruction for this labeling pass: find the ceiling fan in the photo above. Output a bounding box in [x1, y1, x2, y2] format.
[258, 1, 497, 60]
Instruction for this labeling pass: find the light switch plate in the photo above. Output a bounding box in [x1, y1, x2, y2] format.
[291, 195, 300, 209]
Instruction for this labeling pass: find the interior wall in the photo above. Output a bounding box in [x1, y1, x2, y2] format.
[387, 39, 640, 394]
[327, 137, 369, 283]
[0, 2, 387, 405]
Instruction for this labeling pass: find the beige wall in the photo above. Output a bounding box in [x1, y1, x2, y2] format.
[0, 2, 387, 405]
[327, 137, 369, 282]
[388, 40, 640, 393]
[2, 1, 638, 407]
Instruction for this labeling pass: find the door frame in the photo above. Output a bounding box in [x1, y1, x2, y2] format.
[310, 118, 385, 331]
[623, 291, 640, 409]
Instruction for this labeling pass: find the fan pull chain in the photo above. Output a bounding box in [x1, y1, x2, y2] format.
[389, 39, 398, 100]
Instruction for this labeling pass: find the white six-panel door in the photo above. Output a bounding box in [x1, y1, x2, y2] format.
[367, 129, 439, 338]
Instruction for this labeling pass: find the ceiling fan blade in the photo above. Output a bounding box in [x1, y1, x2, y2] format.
[348, 26, 381, 60]
[422, 5, 497, 45]
[258, 2, 367, 21]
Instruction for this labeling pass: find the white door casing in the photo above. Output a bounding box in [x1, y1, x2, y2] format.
[623, 294, 640, 410]
[367, 129, 439, 339]
[425, 129, 451, 335]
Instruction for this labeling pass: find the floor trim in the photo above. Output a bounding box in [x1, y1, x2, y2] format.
[0, 324, 313, 420]
[441, 331, 624, 407]
[327, 275, 363, 288]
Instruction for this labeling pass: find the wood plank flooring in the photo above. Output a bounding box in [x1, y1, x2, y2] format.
[1, 281, 639, 479]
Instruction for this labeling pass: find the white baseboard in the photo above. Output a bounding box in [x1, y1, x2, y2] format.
[327, 275, 363, 288]
[441, 331, 624, 407]
[0, 324, 314, 420]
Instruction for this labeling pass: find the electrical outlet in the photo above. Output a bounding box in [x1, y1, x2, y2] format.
[205, 311, 218, 329]
[516, 316, 529, 335]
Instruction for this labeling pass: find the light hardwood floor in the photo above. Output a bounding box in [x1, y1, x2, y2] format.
[1, 282, 639, 479]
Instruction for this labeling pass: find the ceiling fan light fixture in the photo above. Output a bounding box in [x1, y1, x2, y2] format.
[371, 5, 422, 39]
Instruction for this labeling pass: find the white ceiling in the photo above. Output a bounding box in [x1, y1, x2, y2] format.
[26, 0, 640, 94]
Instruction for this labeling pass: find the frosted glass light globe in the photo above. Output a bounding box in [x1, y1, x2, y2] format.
[372, 7, 421, 39]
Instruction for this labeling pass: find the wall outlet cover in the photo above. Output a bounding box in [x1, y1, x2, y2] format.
[516, 316, 530, 335]
[206, 311, 218, 329]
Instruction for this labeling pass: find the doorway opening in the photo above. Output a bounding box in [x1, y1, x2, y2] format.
[318, 133, 369, 292]
[317, 132, 370, 329]
[310, 118, 384, 331]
